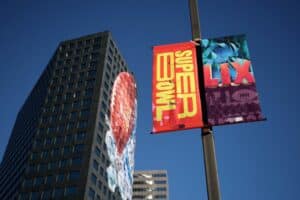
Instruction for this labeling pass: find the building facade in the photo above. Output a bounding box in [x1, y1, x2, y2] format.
[0, 31, 137, 200]
[133, 170, 168, 200]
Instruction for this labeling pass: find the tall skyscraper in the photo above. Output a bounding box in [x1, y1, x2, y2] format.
[0, 31, 137, 200]
[133, 170, 168, 200]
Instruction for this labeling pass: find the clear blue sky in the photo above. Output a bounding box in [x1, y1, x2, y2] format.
[1, 0, 299, 199]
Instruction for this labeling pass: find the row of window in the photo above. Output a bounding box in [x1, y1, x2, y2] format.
[49, 78, 96, 95]
[133, 173, 167, 178]
[31, 143, 84, 160]
[133, 187, 167, 192]
[19, 186, 78, 200]
[43, 98, 92, 114]
[88, 186, 115, 200]
[26, 157, 82, 174]
[41, 109, 90, 124]
[45, 88, 94, 105]
[132, 194, 167, 199]
[51, 69, 97, 84]
[54, 53, 99, 70]
[59, 37, 101, 52]
[38, 120, 88, 134]
[23, 171, 80, 188]
[133, 180, 167, 185]
[59, 47, 100, 59]
[35, 131, 86, 146]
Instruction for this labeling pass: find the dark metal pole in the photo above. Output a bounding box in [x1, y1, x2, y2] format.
[188, 0, 221, 199]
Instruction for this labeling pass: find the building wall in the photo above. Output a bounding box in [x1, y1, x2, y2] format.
[133, 170, 168, 200]
[0, 31, 133, 200]
[0, 53, 53, 200]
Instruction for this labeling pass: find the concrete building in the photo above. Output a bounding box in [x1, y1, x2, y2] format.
[133, 170, 168, 200]
[0, 31, 136, 200]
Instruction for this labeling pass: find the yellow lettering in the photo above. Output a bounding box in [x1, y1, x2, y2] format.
[175, 50, 192, 57]
[156, 52, 174, 81]
[176, 72, 196, 94]
[155, 104, 176, 121]
[177, 93, 197, 119]
[156, 81, 174, 91]
[156, 90, 175, 105]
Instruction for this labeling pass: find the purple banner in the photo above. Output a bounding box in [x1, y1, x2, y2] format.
[201, 35, 265, 126]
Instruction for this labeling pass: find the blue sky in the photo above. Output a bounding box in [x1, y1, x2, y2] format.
[1, 0, 299, 199]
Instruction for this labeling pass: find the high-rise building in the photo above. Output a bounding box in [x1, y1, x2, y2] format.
[133, 170, 168, 200]
[0, 31, 137, 200]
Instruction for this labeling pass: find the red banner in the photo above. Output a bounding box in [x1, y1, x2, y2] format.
[152, 42, 204, 133]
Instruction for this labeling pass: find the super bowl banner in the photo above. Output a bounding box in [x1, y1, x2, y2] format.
[152, 35, 265, 133]
[201, 35, 264, 126]
[152, 42, 204, 133]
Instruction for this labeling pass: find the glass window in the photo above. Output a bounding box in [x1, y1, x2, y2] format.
[99, 167, 104, 176]
[88, 188, 95, 200]
[80, 109, 90, 117]
[65, 134, 73, 142]
[97, 180, 102, 191]
[78, 120, 88, 129]
[42, 190, 52, 199]
[31, 152, 39, 160]
[91, 173, 97, 185]
[51, 114, 58, 122]
[45, 138, 52, 145]
[56, 136, 63, 145]
[91, 53, 99, 60]
[103, 186, 107, 195]
[154, 180, 167, 184]
[63, 103, 71, 110]
[57, 173, 65, 182]
[70, 111, 78, 120]
[72, 157, 82, 166]
[60, 159, 68, 168]
[101, 101, 107, 111]
[76, 131, 86, 141]
[52, 148, 60, 157]
[86, 79, 95, 87]
[60, 113, 68, 121]
[67, 122, 76, 130]
[35, 177, 44, 186]
[93, 160, 99, 171]
[90, 61, 98, 67]
[107, 56, 112, 64]
[95, 147, 101, 157]
[63, 146, 73, 155]
[69, 171, 80, 181]
[31, 192, 41, 200]
[73, 101, 81, 109]
[65, 186, 77, 196]
[49, 161, 59, 170]
[19, 193, 30, 200]
[42, 150, 50, 158]
[96, 135, 102, 144]
[85, 88, 94, 97]
[82, 98, 92, 106]
[54, 188, 64, 198]
[74, 144, 84, 153]
[94, 37, 101, 44]
[81, 63, 87, 69]
[23, 179, 33, 188]
[39, 163, 47, 172]
[104, 82, 109, 90]
[65, 92, 72, 100]
[153, 173, 167, 177]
